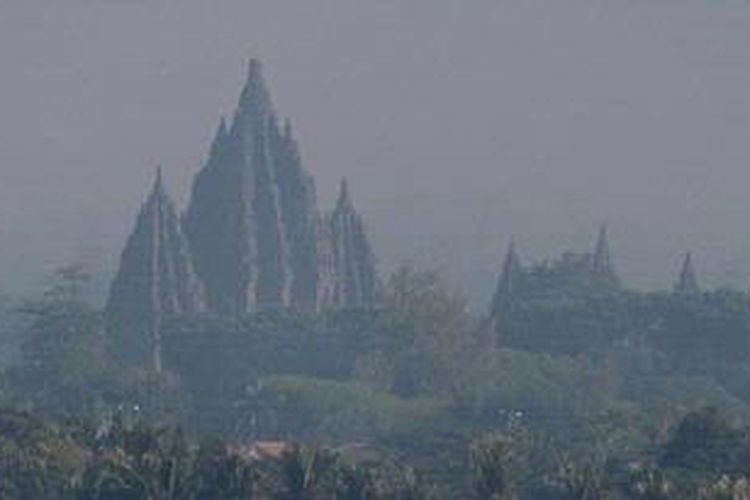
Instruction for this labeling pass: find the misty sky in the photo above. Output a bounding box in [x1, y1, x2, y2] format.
[1, 0, 750, 305]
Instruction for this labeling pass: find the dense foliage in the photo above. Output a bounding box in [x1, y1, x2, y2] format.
[3, 258, 750, 497]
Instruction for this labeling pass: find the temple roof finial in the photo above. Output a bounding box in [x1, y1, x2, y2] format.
[592, 223, 616, 279]
[238, 57, 273, 117]
[675, 251, 700, 295]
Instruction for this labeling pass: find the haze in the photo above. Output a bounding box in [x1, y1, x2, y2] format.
[1, 0, 750, 305]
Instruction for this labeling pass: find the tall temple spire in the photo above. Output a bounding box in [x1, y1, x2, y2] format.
[592, 224, 616, 280]
[107, 168, 206, 369]
[675, 251, 700, 295]
[184, 59, 326, 313]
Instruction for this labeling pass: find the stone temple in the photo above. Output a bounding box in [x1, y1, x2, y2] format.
[106, 168, 207, 368]
[107, 60, 378, 367]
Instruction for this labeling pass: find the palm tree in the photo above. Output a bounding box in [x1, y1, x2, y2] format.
[84, 419, 193, 500]
[190, 439, 257, 499]
[390, 466, 437, 500]
[626, 467, 674, 500]
[544, 455, 608, 500]
[471, 434, 516, 499]
[333, 463, 377, 500]
[261, 444, 336, 500]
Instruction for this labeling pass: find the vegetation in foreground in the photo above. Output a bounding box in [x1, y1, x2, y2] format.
[3, 406, 750, 498]
[3, 257, 750, 497]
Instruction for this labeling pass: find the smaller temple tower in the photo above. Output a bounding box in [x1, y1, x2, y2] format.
[592, 224, 618, 282]
[319, 179, 377, 309]
[106, 168, 206, 370]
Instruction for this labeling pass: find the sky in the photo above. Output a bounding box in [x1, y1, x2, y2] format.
[1, 0, 750, 306]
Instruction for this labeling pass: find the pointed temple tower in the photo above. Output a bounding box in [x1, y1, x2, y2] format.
[183, 60, 324, 314]
[106, 169, 206, 370]
[490, 242, 523, 317]
[320, 179, 377, 309]
[591, 225, 617, 282]
[674, 251, 700, 295]
[182, 59, 376, 314]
